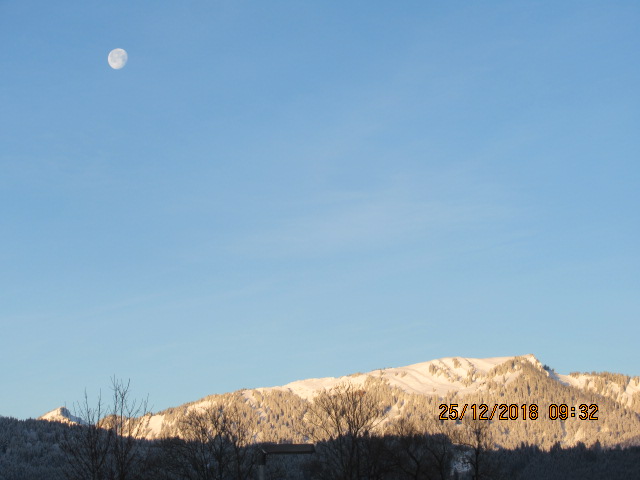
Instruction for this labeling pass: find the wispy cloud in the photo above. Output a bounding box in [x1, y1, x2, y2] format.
[233, 175, 512, 259]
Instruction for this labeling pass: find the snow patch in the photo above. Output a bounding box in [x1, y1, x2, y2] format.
[146, 414, 164, 438]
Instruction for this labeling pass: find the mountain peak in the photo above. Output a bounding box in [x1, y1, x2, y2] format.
[39, 407, 85, 425]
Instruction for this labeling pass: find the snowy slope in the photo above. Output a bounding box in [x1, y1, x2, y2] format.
[558, 372, 640, 409]
[264, 354, 538, 400]
[144, 354, 534, 437]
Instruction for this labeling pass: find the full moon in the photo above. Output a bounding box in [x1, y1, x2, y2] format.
[108, 48, 128, 69]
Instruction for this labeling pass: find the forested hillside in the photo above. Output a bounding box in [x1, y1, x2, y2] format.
[2, 355, 638, 479]
[146, 355, 640, 449]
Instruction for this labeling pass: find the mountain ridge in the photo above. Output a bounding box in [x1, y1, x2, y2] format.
[40, 353, 640, 449]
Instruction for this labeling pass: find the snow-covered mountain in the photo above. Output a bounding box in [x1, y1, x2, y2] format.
[39, 407, 87, 425]
[159, 353, 640, 416]
[40, 354, 640, 448]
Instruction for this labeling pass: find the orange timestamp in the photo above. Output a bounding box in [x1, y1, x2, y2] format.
[438, 403, 599, 421]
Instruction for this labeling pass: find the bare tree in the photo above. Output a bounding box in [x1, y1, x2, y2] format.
[304, 383, 386, 480]
[386, 416, 454, 480]
[62, 377, 151, 480]
[221, 396, 258, 480]
[61, 391, 112, 480]
[388, 417, 432, 480]
[170, 406, 233, 480]
[424, 417, 457, 480]
[453, 418, 495, 480]
[166, 392, 258, 480]
[105, 377, 151, 480]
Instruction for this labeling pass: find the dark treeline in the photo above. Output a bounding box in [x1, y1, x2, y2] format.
[1, 415, 640, 480]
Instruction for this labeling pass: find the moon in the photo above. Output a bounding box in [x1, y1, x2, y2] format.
[108, 48, 128, 70]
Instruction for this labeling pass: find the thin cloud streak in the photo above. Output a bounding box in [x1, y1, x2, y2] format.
[232, 183, 512, 259]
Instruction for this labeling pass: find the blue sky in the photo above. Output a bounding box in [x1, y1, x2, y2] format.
[1, 1, 638, 419]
